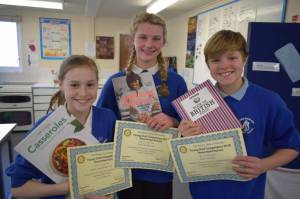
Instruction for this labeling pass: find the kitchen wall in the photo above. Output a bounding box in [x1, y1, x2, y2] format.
[165, 0, 234, 76]
[94, 17, 131, 79]
[0, 8, 95, 83]
[0, 0, 299, 83]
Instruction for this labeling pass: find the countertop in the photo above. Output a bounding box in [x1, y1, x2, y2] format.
[0, 123, 16, 143]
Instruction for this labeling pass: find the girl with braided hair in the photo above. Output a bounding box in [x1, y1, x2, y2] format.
[97, 12, 187, 199]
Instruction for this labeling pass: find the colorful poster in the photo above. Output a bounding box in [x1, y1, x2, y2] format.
[96, 36, 114, 59]
[185, 16, 197, 68]
[40, 17, 71, 60]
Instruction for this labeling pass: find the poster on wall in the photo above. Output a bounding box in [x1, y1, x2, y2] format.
[96, 36, 114, 59]
[193, 2, 239, 85]
[165, 56, 177, 73]
[40, 17, 71, 60]
[188, 0, 285, 85]
[26, 39, 38, 67]
[185, 16, 197, 68]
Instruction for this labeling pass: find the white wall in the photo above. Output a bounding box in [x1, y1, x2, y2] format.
[164, 0, 300, 82]
[0, 0, 299, 83]
[0, 9, 132, 83]
[0, 9, 95, 83]
[94, 17, 131, 79]
[285, 0, 300, 22]
[164, 0, 234, 89]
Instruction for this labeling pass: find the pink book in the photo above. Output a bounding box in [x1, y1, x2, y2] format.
[172, 80, 242, 133]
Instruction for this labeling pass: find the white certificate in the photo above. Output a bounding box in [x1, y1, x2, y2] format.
[168, 128, 248, 183]
[113, 120, 179, 172]
[68, 143, 132, 198]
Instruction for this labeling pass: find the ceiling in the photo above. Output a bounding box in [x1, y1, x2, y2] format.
[0, 0, 214, 19]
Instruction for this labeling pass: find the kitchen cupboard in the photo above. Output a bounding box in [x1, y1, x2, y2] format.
[32, 84, 57, 122]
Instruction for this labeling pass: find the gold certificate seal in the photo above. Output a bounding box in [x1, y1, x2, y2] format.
[124, 129, 132, 136]
[179, 146, 187, 154]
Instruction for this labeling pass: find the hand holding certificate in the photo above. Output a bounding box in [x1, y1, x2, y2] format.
[168, 128, 248, 183]
[113, 120, 179, 172]
[68, 143, 132, 199]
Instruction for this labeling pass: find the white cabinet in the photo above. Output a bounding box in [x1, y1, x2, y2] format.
[32, 83, 102, 122]
[32, 84, 58, 122]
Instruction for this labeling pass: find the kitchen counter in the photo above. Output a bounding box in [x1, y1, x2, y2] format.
[0, 123, 16, 143]
[0, 123, 16, 199]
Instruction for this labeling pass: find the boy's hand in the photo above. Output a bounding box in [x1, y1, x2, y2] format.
[232, 156, 266, 180]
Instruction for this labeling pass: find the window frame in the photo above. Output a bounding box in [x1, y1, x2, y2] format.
[0, 16, 23, 73]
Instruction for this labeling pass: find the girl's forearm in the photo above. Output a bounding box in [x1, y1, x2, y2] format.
[11, 180, 69, 198]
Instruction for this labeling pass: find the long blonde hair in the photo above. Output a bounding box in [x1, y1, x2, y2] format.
[126, 12, 169, 97]
[47, 55, 99, 113]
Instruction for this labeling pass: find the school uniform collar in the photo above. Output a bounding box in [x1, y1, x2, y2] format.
[84, 107, 92, 130]
[215, 77, 249, 101]
[132, 64, 159, 75]
[65, 103, 92, 132]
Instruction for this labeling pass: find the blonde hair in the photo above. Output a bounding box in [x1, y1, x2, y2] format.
[204, 30, 248, 65]
[47, 55, 99, 113]
[126, 12, 169, 97]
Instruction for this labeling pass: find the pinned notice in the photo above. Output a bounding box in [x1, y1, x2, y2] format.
[252, 62, 280, 72]
[274, 43, 300, 83]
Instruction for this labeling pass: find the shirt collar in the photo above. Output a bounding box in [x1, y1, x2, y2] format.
[84, 107, 92, 129]
[65, 103, 92, 132]
[215, 77, 249, 101]
[132, 63, 159, 75]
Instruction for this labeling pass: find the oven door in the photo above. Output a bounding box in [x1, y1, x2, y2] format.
[0, 93, 33, 109]
[0, 108, 33, 131]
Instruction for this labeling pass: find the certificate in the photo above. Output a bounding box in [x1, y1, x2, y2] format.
[68, 143, 132, 199]
[168, 128, 247, 183]
[113, 120, 179, 172]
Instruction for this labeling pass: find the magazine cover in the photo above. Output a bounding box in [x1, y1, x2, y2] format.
[112, 72, 162, 122]
[15, 106, 99, 183]
[172, 80, 242, 133]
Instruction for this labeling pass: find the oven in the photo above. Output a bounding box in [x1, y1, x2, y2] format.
[0, 93, 33, 108]
[0, 84, 34, 132]
[0, 108, 33, 131]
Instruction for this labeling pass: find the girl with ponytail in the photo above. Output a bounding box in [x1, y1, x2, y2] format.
[97, 13, 187, 199]
[7, 55, 116, 199]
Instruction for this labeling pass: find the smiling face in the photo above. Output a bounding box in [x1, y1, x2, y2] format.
[59, 66, 98, 117]
[204, 30, 248, 95]
[129, 79, 141, 90]
[207, 50, 246, 94]
[133, 22, 165, 68]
